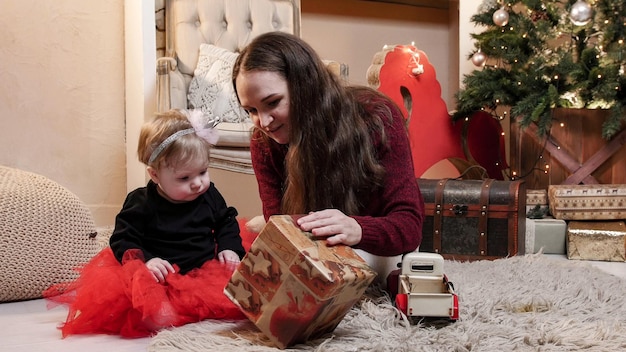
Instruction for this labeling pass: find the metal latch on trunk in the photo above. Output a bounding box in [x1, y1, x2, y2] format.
[451, 204, 468, 215]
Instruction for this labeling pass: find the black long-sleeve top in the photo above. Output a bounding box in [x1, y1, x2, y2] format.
[109, 180, 245, 274]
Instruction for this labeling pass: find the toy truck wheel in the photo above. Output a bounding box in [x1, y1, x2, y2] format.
[395, 293, 408, 314]
[450, 294, 459, 321]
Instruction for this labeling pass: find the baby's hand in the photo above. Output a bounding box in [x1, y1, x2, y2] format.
[218, 249, 241, 270]
[146, 257, 175, 283]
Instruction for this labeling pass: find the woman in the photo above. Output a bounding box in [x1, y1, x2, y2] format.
[233, 31, 424, 261]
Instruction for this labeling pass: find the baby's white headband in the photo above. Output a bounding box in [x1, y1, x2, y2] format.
[148, 110, 220, 164]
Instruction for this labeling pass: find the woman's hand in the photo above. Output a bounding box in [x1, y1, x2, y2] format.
[296, 209, 362, 247]
[218, 249, 241, 270]
[145, 257, 175, 283]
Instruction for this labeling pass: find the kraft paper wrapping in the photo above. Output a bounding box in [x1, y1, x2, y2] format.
[224, 215, 377, 349]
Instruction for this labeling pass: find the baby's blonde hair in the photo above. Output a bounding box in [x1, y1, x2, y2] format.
[138, 110, 212, 169]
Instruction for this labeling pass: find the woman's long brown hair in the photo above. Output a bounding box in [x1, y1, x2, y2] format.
[233, 32, 397, 215]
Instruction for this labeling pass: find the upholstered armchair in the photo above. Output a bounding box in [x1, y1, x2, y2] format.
[155, 0, 347, 174]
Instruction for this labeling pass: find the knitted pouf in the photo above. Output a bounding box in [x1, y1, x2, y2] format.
[0, 166, 102, 302]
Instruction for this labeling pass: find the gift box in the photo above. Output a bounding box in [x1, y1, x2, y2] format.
[527, 189, 548, 205]
[549, 184, 626, 220]
[526, 189, 549, 215]
[567, 220, 626, 262]
[224, 215, 377, 349]
[525, 217, 567, 254]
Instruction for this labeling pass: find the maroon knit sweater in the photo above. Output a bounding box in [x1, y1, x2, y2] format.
[250, 99, 425, 256]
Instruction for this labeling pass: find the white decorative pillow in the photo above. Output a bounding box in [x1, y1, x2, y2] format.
[188, 44, 249, 124]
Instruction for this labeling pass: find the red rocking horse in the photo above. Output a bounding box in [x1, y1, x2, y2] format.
[367, 44, 507, 180]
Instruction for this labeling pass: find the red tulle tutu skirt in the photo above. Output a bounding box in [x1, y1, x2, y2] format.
[44, 220, 258, 338]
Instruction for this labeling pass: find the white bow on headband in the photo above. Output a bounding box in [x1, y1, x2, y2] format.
[148, 110, 220, 164]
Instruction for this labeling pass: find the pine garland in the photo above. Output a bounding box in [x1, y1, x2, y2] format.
[453, 0, 626, 139]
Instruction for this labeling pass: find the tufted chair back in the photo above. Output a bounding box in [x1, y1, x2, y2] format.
[158, 0, 301, 112]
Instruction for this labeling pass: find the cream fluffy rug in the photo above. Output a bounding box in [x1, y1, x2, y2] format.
[149, 254, 626, 351]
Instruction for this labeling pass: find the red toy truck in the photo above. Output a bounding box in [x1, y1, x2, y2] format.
[391, 252, 459, 322]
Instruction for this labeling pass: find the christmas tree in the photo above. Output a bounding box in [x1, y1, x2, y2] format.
[453, 0, 626, 139]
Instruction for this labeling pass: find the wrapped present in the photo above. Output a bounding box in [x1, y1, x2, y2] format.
[526, 189, 549, 215]
[567, 220, 626, 262]
[525, 217, 567, 254]
[549, 184, 626, 220]
[224, 215, 377, 349]
[526, 189, 548, 205]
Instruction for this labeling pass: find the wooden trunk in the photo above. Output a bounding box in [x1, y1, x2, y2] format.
[510, 108, 626, 191]
[417, 178, 526, 261]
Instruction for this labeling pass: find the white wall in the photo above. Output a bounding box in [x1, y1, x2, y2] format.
[458, 0, 484, 88]
[0, 0, 127, 226]
[124, 0, 157, 193]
